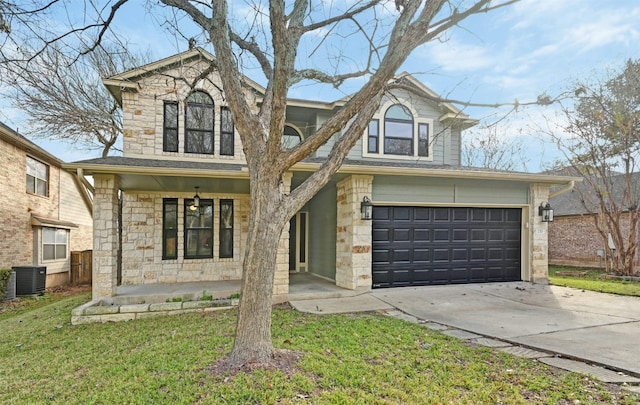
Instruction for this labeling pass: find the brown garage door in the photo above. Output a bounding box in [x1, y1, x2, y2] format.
[372, 207, 521, 288]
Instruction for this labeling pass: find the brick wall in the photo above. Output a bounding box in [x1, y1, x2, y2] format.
[0, 135, 94, 287]
[549, 213, 638, 268]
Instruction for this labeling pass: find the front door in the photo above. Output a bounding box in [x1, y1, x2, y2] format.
[289, 212, 308, 272]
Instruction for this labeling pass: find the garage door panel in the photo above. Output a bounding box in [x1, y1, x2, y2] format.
[393, 228, 411, 241]
[372, 249, 391, 263]
[433, 229, 450, 241]
[453, 229, 469, 241]
[392, 249, 411, 262]
[413, 249, 430, 262]
[373, 228, 390, 241]
[414, 228, 430, 241]
[414, 207, 430, 221]
[372, 207, 522, 288]
[452, 248, 468, 261]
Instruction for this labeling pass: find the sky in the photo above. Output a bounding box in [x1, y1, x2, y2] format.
[1, 0, 639, 172]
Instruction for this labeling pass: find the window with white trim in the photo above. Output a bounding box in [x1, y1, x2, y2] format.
[364, 103, 432, 160]
[26, 156, 49, 196]
[42, 227, 68, 260]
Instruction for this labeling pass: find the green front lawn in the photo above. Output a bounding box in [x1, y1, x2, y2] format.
[549, 266, 640, 297]
[0, 292, 637, 404]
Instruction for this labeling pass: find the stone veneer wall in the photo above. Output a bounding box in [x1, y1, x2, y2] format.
[93, 175, 120, 299]
[120, 59, 253, 163]
[117, 172, 291, 295]
[120, 192, 249, 285]
[273, 173, 292, 295]
[335, 175, 373, 290]
[529, 184, 551, 283]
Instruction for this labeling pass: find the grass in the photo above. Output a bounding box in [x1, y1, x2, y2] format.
[1, 292, 638, 404]
[549, 266, 640, 297]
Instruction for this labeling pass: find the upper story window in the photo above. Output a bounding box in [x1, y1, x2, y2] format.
[283, 125, 302, 149]
[26, 156, 49, 196]
[185, 91, 214, 154]
[384, 104, 414, 156]
[220, 107, 234, 156]
[364, 103, 431, 160]
[163, 101, 179, 152]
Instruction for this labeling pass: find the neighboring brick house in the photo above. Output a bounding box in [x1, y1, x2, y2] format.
[0, 122, 93, 287]
[66, 48, 578, 304]
[549, 172, 640, 270]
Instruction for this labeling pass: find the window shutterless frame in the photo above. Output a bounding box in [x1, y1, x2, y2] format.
[185, 91, 215, 154]
[184, 199, 214, 259]
[162, 198, 178, 259]
[219, 199, 234, 258]
[220, 107, 234, 156]
[163, 101, 179, 152]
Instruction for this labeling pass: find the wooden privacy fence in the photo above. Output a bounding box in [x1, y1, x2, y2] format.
[70, 250, 92, 285]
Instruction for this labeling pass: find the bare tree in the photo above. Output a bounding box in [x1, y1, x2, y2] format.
[1, 0, 525, 366]
[462, 124, 529, 171]
[2, 43, 146, 156]
[551, 60, 640, 276]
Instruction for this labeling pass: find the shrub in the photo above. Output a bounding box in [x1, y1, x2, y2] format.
[0, 269, 13, 301]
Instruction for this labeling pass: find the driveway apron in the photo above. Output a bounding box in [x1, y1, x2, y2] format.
[370, 282, 640, 376]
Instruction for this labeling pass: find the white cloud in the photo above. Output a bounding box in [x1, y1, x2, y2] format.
[422, 37, 495, 73]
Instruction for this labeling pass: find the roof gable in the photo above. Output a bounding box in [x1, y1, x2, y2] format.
[103, 48, 266, 105]
[0, 121, 62, 166]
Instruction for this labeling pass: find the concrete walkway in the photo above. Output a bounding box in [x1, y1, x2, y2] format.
[290, 282, 640, 387]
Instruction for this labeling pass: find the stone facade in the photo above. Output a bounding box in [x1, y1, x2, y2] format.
[529, 184, 551, 283]
[335, 175, 373, 290]
[120, 59, 253, 163]
[0, 127, 92, 287]
[93, 175, 120, 299]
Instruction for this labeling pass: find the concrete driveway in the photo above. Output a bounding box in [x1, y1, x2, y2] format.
[369, 282, 640, 376]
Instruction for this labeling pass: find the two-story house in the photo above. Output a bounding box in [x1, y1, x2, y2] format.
[0, 122, 93, 288]
[66, 48, 578, 304]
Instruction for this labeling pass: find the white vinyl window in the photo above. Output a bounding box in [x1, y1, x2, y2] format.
[26, 156, 49, 196]
[43, 227, 68, 261]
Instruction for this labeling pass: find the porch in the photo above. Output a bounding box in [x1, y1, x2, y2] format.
[107, 272, 360, 305]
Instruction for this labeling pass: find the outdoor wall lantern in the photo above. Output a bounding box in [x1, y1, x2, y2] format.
[361, 196, 373, 220]
[538, 202, 554, 222]
[189, 186, 200, 211]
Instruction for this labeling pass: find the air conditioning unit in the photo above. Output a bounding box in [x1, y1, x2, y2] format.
[12, 266, 46, 295]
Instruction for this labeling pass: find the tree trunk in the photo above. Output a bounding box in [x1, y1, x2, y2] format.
[227, 179, 287, 365]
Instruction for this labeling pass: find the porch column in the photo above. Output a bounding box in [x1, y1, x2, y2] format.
[530, 183, 551, 283]
[274, 172, 293, 295]
[336, 175, 373, 290]
[92, 174, 120, 300]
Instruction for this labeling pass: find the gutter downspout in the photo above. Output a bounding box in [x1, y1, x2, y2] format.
[549, 180, 575, 199]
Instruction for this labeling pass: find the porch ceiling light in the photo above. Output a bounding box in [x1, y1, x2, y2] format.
[361, 196, 373, 220]
[190, 186, 200, 211]
[538, 202, 554, 222]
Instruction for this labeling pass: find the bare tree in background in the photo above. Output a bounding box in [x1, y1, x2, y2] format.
[462, 124, 529, 171]
[2, 43, 147, 156]
[1, 0, 526, 367]
[550, 60, 640, 276]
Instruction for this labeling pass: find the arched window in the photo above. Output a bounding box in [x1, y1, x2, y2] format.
[185, 91, 214, 154]
[384, 104, 414, 156]
[282, 125, 302, 149]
